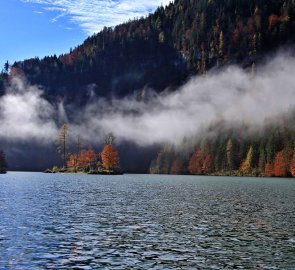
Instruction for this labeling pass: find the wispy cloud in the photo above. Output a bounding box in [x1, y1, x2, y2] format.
[22, 0, 173, 35]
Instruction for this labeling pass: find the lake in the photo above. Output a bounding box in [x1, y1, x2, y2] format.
[0, 172, 294, 269]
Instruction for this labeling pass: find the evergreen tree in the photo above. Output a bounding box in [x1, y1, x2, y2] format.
[214, 140, 226, 172]
[226, 138, 234, 172]
[4, 61, 9, 73]
[0, 150, 7, 173]
[2, 0, 294, 98]
[258, 141, 266, 173]
[266, 134, 276, 163]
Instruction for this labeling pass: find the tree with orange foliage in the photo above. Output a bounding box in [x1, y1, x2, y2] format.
[273, 151, 287, 177]
[268, 14, 279, 30]
[289, 150, 295, 177]
[67, 153, 79, 173]
[78, 148, 97, 171]
[188, 148, 204, 175]
[265, 163, 274, 177]
[188, 142, 213, 175]
[101, 144, 119, 171]
[203, 154, 214, 174]
[170, 159, 182, 175]
[240, 160, 249, 175]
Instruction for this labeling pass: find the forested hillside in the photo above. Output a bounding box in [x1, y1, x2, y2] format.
[1, 0, 295, 174]
[1, 0, 295, 102]
[150, 111, 295, 177]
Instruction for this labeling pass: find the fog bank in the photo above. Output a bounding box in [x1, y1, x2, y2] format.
[1, 52, 295, 147]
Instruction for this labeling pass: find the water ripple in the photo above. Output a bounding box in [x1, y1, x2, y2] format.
[0, 172, 294, 269]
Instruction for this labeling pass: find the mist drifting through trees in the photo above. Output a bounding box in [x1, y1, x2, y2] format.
[0, 0, 295, 173]
[0, 52, 294, 173]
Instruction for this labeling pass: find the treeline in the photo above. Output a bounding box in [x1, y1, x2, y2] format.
[150, 112, 295, 177]
[0, 150, 7, 174]
[51, 124, 120, 174]
[1, 0, 295, 101]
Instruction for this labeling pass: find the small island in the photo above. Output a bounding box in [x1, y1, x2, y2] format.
[46, 125, 122, 175]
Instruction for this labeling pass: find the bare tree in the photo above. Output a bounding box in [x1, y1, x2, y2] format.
[105, 132, 115, 145]
[75, 135, 84, 154]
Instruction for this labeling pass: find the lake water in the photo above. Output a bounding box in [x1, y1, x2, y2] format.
[0, 172, 294, 269]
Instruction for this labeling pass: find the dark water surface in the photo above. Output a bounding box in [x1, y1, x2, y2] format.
[0, 172, 294, 269]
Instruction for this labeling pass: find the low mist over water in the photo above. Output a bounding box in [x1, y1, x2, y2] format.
[1, 172, 294, 269]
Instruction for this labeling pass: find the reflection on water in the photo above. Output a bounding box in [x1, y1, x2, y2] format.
[0, 172, 294, 269]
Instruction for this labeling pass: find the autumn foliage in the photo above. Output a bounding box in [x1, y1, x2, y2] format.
[290, 162, 295, 177]
[66, 141, 122, 173]
[188, 147, 213, 175]
[78, 148, 97, 169]
[273, 151, 287, 177]
[67, 153, 80, 172]
[265, 163, 274, 177]
[202, 154, 214, 174]
[59, 128, 121, 173]
[290, 152, 295, 177]
[188, 149, 203, 175]
[239, 160, 250, 175]
[101, 144, 119, 170]
[67, 148, 97, 172]
[170, 159, 182, 175]
[151, 114, 295, 177]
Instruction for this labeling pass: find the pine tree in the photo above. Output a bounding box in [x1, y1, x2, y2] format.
[0, 150, 7, 173]
[290, 146, 295, 177]
[226, 138, 234, 172]
[4, 61, 9, 73]
[215, 141, 226, 172]
[258, 142, 266, 174]
[266, 134, 275, 163]
[240, 145, 254, 174]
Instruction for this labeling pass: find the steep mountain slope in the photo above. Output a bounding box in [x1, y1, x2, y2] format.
[1, 0, 295, 103]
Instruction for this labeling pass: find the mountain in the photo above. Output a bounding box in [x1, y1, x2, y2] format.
[1, 0, 295, 174]
[1, 0, 295, 102]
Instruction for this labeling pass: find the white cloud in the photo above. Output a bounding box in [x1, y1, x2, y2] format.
[22, 0, 173, 35]
[71, 52, 295, 146]
[0, 78, 58, 143]
[1, 52, 295, 146]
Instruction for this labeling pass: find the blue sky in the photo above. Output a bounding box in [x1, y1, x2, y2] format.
[0, 0, 172, 70]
